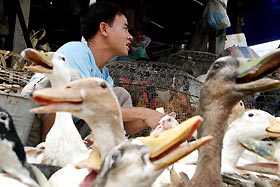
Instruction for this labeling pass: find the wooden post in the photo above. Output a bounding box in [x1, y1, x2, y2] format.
[12, 0, 31, 64]
[208, 31, 216, 54]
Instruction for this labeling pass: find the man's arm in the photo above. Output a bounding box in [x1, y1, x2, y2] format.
[121, 106, 164, 135]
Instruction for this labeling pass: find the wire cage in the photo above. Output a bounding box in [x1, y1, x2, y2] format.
[243, 72, 280, 116]
[107, 59, 203, 125]
[158, 49, 218, 77]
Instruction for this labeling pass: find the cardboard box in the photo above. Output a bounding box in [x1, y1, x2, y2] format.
[225, 33, 248, 49]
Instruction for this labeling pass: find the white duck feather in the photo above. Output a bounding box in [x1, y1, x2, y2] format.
[21, 48, 90, 167]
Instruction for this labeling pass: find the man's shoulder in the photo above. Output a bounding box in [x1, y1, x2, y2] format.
[57, 41, 87, 52]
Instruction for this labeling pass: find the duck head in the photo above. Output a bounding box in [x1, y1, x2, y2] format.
[21, 48, 80, 83]
[21, 48, 56, 74]
[222, 109, 280, 174]
[30, 77, 126, 163]
[0, 106, 26, 165]
[0, 106, 47, 187]
[29, 77, 123, 132]
[92, 116, 212, 187]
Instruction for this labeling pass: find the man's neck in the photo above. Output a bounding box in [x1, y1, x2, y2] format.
[87, 39, 113, 71]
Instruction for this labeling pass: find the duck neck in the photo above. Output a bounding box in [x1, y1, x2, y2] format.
[189, 98, 235, 186]
[86, 109, 126, 160]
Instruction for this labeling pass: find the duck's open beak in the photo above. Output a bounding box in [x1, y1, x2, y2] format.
[266, 115, 280, 136]
[21, 48, 53, 73]
[136, 116, 212, 170]
[234, 49, 280, 93]
[30, 85, 83, 111]
[237, 137, 280, 175]
[239, 137, 277, 161]
[237, 48, 280, 82]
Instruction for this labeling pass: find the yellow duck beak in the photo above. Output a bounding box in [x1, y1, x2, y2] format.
[21, 48, 54, 73]
[266, 116, 280, 136]
[137, 115, 212, 170]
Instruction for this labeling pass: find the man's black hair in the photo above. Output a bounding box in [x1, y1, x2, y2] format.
[81, 1, 128, 41]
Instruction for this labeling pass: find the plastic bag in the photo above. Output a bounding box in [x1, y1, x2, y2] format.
[202, 0, 231, 31]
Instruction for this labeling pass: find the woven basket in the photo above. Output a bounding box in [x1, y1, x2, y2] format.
[0, 50, 33, 89]
[0, 69, 33, 86]
[159, 50, 218, 77]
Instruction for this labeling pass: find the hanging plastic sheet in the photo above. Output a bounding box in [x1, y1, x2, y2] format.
[202, 0, 231, 31]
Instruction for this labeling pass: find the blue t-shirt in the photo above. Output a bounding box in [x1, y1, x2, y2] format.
[57, 41, 114, 86]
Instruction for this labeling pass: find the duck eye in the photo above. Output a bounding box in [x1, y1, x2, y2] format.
[213, 63, 220, 69]
[111, 152, 120, 161]
[100, 82, 107, 89]
[248, 113, 254, 117]
[267, 142, 273, 147]
[61, 57, 66, 61]
[0, 113, 7, 120]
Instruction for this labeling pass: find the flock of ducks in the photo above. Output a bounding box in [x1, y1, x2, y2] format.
[1, 48, 280, 186]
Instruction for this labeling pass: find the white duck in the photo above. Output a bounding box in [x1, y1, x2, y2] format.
[21, 48, 89, 167]
[0, 106, 49, 187]
[222, 109, 280, 174]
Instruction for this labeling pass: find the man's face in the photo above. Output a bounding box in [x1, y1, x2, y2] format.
[107, 14, 133, 56]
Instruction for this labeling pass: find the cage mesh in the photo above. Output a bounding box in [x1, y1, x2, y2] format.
[107, 59, 203, 124]
[158, 49, 218, 77]
[243, 72, 280, 116]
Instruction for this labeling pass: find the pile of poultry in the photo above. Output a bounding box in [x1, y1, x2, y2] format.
[1, 47, 280, 186]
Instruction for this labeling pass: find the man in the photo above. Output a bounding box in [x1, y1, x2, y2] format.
[23, 1, 164, 144]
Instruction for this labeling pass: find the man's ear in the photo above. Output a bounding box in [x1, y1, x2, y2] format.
[100, 22, 108, 36]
